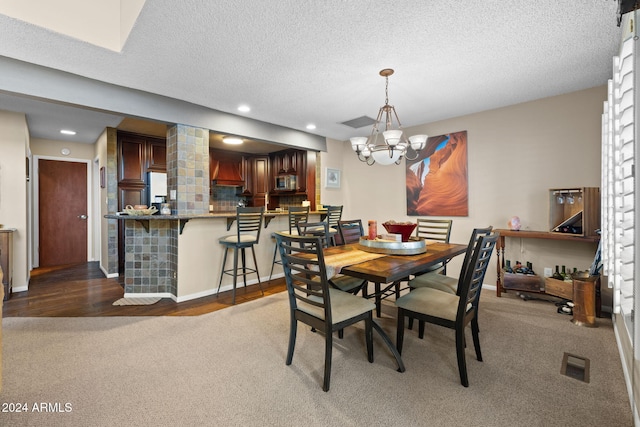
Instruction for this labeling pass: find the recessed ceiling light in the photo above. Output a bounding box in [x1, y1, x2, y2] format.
[306, 124, 316, 130]
[60, 129, 76, 135]
[223, 137, 243, 145]
[237, 105, 250, 113]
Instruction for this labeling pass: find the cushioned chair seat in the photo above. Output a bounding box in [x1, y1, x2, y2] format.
[219, 234, 259, 244]
[409, 272, 457, 294]
[395, 287, 460, 322]
[330, 274, 366, 293]
[300, 288, 376, 324]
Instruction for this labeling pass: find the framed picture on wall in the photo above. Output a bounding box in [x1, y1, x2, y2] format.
[325, 168, 341, 189]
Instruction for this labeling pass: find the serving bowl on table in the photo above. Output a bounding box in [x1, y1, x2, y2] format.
[382, 221, 417, 242]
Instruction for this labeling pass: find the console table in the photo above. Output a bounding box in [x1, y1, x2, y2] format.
[495, 229, 600, 297]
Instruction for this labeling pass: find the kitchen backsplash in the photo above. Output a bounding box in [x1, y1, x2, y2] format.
[210, 187, 307, 211]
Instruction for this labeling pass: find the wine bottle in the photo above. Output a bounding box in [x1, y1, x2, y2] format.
[560, 265, 567, 280]
[504, 260, 513, 273]
[526, 261, 535, 275]
[552, 265, 564, 280]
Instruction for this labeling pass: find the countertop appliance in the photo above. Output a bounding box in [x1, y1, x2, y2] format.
[148, 172, 167, 210]
[275, 174, 296, 191]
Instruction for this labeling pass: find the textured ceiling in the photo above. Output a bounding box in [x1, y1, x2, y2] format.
[0, 1, 623, 146]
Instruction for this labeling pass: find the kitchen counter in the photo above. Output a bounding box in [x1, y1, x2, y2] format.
[105, 210, 327, 232]
[104, 210, 326, 301]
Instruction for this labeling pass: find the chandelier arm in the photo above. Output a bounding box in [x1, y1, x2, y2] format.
[366, 156, 376, 166]
[403, 148, 420, 161]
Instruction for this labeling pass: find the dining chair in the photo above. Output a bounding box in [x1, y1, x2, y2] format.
[268, 206, 309, 281]
[407, 226, 493, 333]
[395, 232, 498, 387]
[217, 206, 265, 305]
[297, 221, 365, 295]
[324, 205, 343, 245]
[409, 226, 493, 296]
[275, 232, 375, 392]
[337, 219, 364, 245]
[414, 219, 453, 274]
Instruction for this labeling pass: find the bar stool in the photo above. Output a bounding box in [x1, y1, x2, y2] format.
[217, 206, 265, 304]
[268, 206, 309, 281]
[315, 205, 342, 246]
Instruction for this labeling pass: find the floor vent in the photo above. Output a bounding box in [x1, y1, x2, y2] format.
[561, 352, 590, 383]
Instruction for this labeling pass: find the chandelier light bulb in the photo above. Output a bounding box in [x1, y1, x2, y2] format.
[409, 134, 428, 151]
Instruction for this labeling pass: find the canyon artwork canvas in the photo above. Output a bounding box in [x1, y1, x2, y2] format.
[406, 130, 468, 216]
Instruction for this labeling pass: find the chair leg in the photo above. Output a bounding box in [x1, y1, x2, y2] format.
[250, 245, 264, 296]
[375, 282, 381, 317]
[323, 326, 333, 392]
[217, 246, 229, 296]
[240, 247, 248, 288]
[396, 308, 405, 355]
[268, 244, 278, 282]
[365, 315, 374, 363]
[471, 317, 483, 362]
[408, 318, 414, 330]
[418, 320, 425, 339]
[286, 315, 297, 365]
[338, 329, 344, 339]
[231, 247, 239, 305]
[455, 326, 469, 387]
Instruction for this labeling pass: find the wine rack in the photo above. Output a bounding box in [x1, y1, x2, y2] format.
[549, 187, 600, 238]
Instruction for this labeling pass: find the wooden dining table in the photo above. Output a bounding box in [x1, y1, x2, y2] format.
[321, 241, 468, 373]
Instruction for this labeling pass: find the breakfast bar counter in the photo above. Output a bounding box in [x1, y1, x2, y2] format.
[105, 210, 326, 302]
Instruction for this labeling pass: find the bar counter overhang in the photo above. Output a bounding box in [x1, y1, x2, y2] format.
[105, 211, 327, 302]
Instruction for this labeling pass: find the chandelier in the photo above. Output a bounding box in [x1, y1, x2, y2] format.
[350, 68, 427, 165]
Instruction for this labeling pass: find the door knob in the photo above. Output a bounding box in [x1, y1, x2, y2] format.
[78, 214, 88, 220]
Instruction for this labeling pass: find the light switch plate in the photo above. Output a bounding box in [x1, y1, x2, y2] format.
[170, 189, 176, 200]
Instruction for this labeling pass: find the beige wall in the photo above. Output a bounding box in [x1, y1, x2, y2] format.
[0, 110, 30, 291]
[30, 138, 96, 160]
[321, 85, 607, 307]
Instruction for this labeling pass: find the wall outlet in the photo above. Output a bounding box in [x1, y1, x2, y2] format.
[544, 267, 553, 277]
[170, 189, 177, 200]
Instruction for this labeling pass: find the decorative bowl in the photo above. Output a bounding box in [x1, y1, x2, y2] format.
[382, 222, 417, 242]
[124, 205, 158, 216]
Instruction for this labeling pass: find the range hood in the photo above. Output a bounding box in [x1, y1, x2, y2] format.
[210, 153, 245, 186]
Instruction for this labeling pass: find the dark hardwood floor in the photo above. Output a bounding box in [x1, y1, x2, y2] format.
[2, 262, 286, 317]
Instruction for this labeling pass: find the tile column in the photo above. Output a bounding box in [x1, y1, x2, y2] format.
[166, 124, 210, 215]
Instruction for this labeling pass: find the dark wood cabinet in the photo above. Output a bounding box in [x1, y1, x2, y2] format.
[270, 149, 307, 192]
[0, 230, 14, 301]
[116, 131, 166, 273]
[248, 156, 269, 207]
[147, 141, 166, 172]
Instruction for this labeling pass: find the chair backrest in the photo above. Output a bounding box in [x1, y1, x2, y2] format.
[296, 221, 331, 248]
[275, 233, 332, 323]
[415, 219, 453, 243]
[324, 205, 343, 229]
[236, 206, 264, 243]
[456, 233, 498, 320]
[456, 226, 493, 287]
[338, 219, 364, 245]
[287, 206, 309, 233]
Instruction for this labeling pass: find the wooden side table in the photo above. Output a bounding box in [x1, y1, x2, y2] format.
[495, 229, 599, 297]
[0, 229, 15, 301]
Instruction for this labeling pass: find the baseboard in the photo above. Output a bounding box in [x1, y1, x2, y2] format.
[99, 264, 119, 279]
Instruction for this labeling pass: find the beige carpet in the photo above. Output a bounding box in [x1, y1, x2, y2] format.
[1, 291, 633, 426]
[112, 297, 161, 306]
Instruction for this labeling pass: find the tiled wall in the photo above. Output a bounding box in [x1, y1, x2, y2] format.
[167, 124, 209, 215]
[123, 219, 178, 296]
[210, 186, 243, 211]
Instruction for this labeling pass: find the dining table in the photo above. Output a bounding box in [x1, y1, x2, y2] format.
[321, 241, 468, 373]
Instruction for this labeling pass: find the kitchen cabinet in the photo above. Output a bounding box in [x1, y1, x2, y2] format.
[0, 229, 14, 301]
[270, 149, 307, 192]
[116, 131, 166, 273]
[247, 156, 269, 207]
